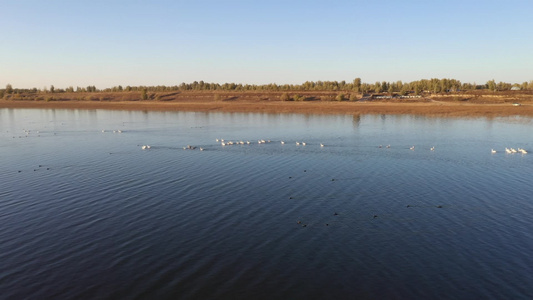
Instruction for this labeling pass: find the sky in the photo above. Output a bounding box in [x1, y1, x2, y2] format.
[1, 0, 532, 89]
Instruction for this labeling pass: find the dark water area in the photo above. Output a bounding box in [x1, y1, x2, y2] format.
[1, 109, 532, 299]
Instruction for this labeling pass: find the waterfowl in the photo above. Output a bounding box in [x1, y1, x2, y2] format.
[386, 145, 391, 148]
[296, 142, 300, 145]
[491, 149, 497, 154]
[302, 142, 306, 146]
[320, 143, 324, 147]
[281, 141, 285, 144]
[430, 146, 435, 151]
[410, 146, 415, 151]
[505, 148, 512, 154]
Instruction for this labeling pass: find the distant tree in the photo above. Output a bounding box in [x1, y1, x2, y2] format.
[349, 94, 357, 101]
[0, 90, 4, 99]
[6, 84, 13, 94]
[50, 85, 55, 93]
[487, 79, 496, 92]
[335, 93, 345, 101]
[374, 82, 381, 93]
[141, 88, 148, 100]
[400, 84, 410, 95]
[414, 84, 421, 95]
[280, 93, 290, 101]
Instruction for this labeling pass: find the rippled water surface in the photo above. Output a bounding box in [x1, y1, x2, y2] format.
[1, 109, 532, 299]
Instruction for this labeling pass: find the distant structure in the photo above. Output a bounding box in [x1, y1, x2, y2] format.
[510, 86, 521, 91]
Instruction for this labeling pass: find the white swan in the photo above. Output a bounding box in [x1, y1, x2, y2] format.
[491, 149, 496, 154]
[410, 146, 415, 150]
[281, 141, 285, 144]
[320, 143, 324, 147]
[505, 148, 512, 154]
[430, 146, 435, 151]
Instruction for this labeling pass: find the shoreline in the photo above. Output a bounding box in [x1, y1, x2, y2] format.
[2, 99, 533, 117]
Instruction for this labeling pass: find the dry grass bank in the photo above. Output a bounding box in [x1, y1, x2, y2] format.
[2, 90, 533, 117]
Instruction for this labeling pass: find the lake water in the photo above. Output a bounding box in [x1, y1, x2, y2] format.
[1, 108, 532, 299]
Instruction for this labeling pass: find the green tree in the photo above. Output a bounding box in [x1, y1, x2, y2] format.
[280, 93, 290, 101]
[335, 93, 345, 101]
[50, 85, 55, 93]
[487, 79, 496, 92]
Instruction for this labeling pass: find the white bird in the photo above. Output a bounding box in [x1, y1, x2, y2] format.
[216, 138, 219, 142]
[505, 148, 512, 154]
[430, 146, 435, 151]
[200, 147, 204, 151]
[302, 142, 306, 146]
[142, 145, 150, 150]
[246, 141, 250, 144]
[102, 129, 106, 133]
[519, 148, 528, 154]
[410, 146, 415, 150]
[296, 142, 300, 145]
[221, 142, 226, 146]
[281, 141, 285, 144]
[511, 148, 518, 153]
[386, 145, 391, 148]
[320, 143, 324, 147]
[491, 149, 497, 154]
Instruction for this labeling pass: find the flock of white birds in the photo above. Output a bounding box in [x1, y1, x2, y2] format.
[136, 135, 529, 155]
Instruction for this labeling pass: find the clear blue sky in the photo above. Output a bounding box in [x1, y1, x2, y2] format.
[1, 0, 532, 89]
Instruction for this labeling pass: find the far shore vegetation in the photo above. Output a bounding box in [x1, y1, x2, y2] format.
[1, 78, 533, 104]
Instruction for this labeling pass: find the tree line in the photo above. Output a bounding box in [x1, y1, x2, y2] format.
[2, 78, 533, 98]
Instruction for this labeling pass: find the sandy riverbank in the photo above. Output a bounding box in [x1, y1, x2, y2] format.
[2, 98, 533, 117]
